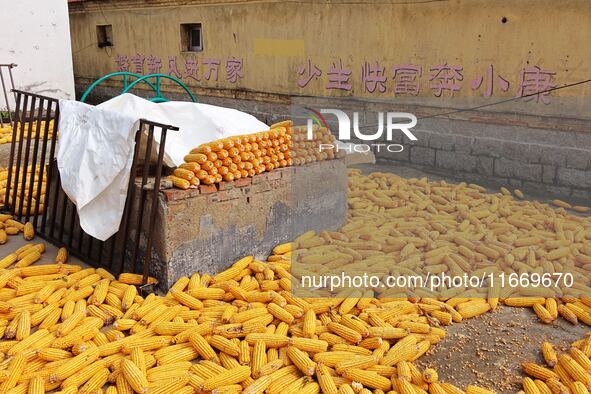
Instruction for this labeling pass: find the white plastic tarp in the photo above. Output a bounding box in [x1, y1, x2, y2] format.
[57, 94, 269, 241]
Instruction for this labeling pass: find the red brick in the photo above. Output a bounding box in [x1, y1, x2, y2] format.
[199, 184, 218, 194]
[248, 181, 272, 194]
[218, 181, 234, 191]
[251, 173, 268, 185]
[161, 187, 200, 202]
[234, 177, 252, 188]
[214, 188, 243, 202]
[266, 170, 281, 181]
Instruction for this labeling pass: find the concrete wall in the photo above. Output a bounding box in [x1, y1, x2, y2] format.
[146, 160, 347, 289]
[0, 0, 75, 110]
[69, 0, 591, 119]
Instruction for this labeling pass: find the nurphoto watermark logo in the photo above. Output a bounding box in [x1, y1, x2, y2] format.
[303, 107, 418, 153]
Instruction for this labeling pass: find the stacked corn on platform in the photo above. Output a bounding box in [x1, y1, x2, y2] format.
[169, 121, 338, 189]
[0, 169, 588, 393]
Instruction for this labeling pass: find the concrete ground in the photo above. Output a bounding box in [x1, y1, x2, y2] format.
[417, 307, 588, 392]
[0, 229, 87, 268]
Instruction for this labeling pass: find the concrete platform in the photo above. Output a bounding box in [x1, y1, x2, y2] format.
[146, 159, 348, 289]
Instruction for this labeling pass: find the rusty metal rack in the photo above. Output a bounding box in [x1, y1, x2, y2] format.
[2, 89, 177, 286]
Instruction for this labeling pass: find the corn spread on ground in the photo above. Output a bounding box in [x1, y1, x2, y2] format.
[0, 170, 587, 393]
[0, 121, 55, 145]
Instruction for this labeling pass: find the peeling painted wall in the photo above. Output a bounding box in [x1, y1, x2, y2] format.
[0, 0, 75, 110]
[68, 0, 591, 119]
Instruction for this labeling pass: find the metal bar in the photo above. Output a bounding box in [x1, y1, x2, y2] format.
[130, 122, 154, 273]
[97, 235, 105, 266]
[10, 93, 30, 215]
[25, 98, 45, 221]
[58, 188, 68, 242]
[0, 68, 8, 128]
[75, 211, 84, 252]
[4, 91, 21, 210]
[114, 124, 143, 274]
[17, 96, 37, 221]
[67, 200, 78, 249]
[33, 100, 54, 229]
[6, 63, 16, 123]
[87, 235, 94, 262]
[11, 89, 54, 101]
[137, 118, 178, 130]
[142, 126, 168, 284]
[43, 106, 60, 236]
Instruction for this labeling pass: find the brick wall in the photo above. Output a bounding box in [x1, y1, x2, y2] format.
[145, 160, 347, 289]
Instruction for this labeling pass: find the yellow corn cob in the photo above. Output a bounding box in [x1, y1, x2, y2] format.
[15, 309, 31, 340]
[118, 273, 157, 286]
[23, 222, 34, 240]
[28, 375, 45, 393]
[55, 247, 68, 264]
[465, 385, 496, 394]
[245, 333, 290, 348]
[545, 379, 569, 394]
[169, 176, 191, 189]
[252, 339, 267, 377]
[79, 367, 109, 393]
[533, 304, 554, 324]
[15, 250, 41, 268]
[327, 322, 362, 343]
[541, 342, 558, 367]
[0, 353, 25, 391]
[38, 348, 73, 362]
[122, 359, 149, 393]
[287, 346, 316, 376]
[0, 253, 18, 269]
[202, 365, 251, 391]
[380, 335, 417, 366]
[545, 298, 558, 320]
[210, 335, 241, 356]
[558, 304, 578, 324]
[266, 302, 294, 324]
[422, 368, 438, 383]
[49, 347, 100, 383]
[342, 368, 391, 391]
[559, 354, 591, 388]
[130, 347, 147, 375]
[189, 332, 219, 362]
[242, 375, 271, 394]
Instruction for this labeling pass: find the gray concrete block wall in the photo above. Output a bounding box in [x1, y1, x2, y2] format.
[371, 117, 591, 203]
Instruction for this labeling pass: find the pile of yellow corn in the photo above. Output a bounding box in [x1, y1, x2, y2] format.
[0, 121, 55, 145]
[0, 170, 588, 393]
[169, 120, 336, 190]
[0, 165, 47, 215]
[521, 337, 591, 393]
[0, 237, 496, 394]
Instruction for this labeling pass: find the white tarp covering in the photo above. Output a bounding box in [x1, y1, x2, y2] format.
[57, 94, 269, 241]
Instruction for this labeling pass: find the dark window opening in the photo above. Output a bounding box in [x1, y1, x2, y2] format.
[181, 23, 203, 52]
[96, 25, 113, 48]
